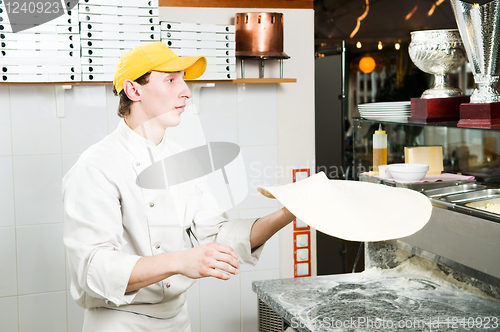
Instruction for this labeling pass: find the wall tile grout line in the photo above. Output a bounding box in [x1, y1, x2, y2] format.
[13, 222, 64, 228]
[8, 85, 23, 332]
[60, 86, 69, 332]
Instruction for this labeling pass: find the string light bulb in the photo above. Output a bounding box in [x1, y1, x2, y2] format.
[395, 42, 401, 50]
[378, 41, 383, 50]
[356, 41, 362, 48]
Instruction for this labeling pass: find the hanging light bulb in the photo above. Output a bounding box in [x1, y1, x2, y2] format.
[359, 56, 376, 73]
[356, 41, 362, 48]
[378, 41, 383, 50]
[395, 42, 401, 50]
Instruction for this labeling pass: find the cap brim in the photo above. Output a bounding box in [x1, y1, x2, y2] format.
[153, 56, 207, 80]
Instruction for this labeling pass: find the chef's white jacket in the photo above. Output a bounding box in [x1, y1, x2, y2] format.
[63, 120, 263, 320]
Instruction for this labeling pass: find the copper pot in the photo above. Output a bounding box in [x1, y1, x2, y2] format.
[235, 12, 289, 59]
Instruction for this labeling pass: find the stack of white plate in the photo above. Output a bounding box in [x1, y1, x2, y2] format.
[358, 101, 411, 122]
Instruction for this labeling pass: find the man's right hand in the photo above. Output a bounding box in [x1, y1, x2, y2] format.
[175, 242, 239, 280]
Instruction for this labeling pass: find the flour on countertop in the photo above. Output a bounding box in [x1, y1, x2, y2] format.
[359, 255, 495, 300]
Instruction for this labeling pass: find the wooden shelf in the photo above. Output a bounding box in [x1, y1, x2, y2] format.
[0, 78, 296, 86]
[159, 0, 313, 9]
[0, 81, 113, 86]
[189, 78, 297, 84]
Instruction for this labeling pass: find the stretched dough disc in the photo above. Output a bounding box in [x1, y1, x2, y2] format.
[257, 172, 432, 242]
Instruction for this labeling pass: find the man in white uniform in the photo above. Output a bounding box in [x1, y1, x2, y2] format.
[62, 42, 295, 331]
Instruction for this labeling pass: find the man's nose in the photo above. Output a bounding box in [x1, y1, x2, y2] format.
[181, 81, 192, 99]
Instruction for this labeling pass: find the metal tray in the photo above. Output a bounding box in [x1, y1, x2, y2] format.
[423, 184, 487, 198]
[465, 198, 500, 214]
[439, 189, 500, 203]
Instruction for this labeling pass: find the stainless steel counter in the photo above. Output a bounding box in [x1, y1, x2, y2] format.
[359, 173, 500, 286]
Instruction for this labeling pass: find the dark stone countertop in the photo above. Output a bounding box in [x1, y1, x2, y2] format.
[252, 257, 500, 332]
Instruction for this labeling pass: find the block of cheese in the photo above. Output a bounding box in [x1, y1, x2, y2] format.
[404, 146, 443, 175]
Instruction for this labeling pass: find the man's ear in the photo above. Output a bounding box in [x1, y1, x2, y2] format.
[123, 79, 142, 102]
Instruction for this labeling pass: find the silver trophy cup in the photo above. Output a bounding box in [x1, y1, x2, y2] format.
[451, 0, 500, 103]
[409, 29, 467, 99]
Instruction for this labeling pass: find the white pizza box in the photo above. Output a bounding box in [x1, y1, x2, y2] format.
[1, 24, 78, 34]
[0, 57, 81, 65]
[1, 73, 83, 83]
[79, 13, 159, 25]
[0, 7, 79, 24]
[78, 0, 158, 8]
[207, 56, 236, 65]
[162, 39, 235, 50]
[0, 32, 79, 42]
[215, 25, 235, 33]
[47, 73, 82, 82]
[161, 22, 235, 34]
[204, 64, 236, 73]
[84, 40, 143, 49]
[1, 65, 81, 74]
[81, 64, 115, 74]
[216, 34, 235, 42]
[216, 41, 235, 49]
[196, 71, 237, 80]
[80, 23, 160, 33]
[162, 39, 215, 49]
[0, 40, 80, 50]
[81, 47, 128, 57]
[161, 22, 218, 33]
[82, 73, 113, 82]
[161, 31, 216, 41]
[0, 12, 80, 27]
[0, 73, 49, 82]
[81, 56, 119, 65]
[168, 47, 235, 57]
[82, 30, 160, 41]
[217, 49, 236, 57]
[168, 47, 217, 57]
[79, 4, 158, 16]
[160, 31, 235, 42]
[0, 20, 80, 31]
[0, 49, 78, 58]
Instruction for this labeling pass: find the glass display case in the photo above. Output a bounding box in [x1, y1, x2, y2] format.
[352, 118, 500, 184]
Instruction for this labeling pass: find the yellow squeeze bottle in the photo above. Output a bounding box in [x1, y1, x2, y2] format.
[373, 124, 387, 172]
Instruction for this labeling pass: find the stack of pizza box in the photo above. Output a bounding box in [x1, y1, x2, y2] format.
[0, 2, 81, 82]
[78, 0, 160, 82]
[160, 21, 237, 80]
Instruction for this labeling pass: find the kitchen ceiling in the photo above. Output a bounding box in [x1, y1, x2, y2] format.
[314, 0, 460, 54]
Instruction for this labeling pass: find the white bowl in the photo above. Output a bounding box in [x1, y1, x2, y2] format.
[388, 163, 429, 181]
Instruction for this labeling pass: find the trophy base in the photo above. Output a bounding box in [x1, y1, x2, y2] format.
[409, 96, 469, 123]
[458, 102, 500, 129]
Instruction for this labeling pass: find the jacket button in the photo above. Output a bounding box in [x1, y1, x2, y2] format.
[155, 244, 160, 250]
[165, 283, 171, 288]
[135, 162, 140, 166]
[149, 203, 154, 207]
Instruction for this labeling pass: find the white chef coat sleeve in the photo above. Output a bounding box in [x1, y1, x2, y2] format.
[63, 162, 141, 307]
[190, 178, 264, 266]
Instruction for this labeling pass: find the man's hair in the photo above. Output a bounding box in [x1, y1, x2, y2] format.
[113, 71, 152, 118]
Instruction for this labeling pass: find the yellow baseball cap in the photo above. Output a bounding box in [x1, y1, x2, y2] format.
[113, 42, 207, 94]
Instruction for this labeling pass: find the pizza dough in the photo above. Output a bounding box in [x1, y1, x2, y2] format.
[257, 172, 432, 242]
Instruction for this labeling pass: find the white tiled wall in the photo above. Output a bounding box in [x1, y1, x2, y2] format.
[0, 83, 281, 332]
